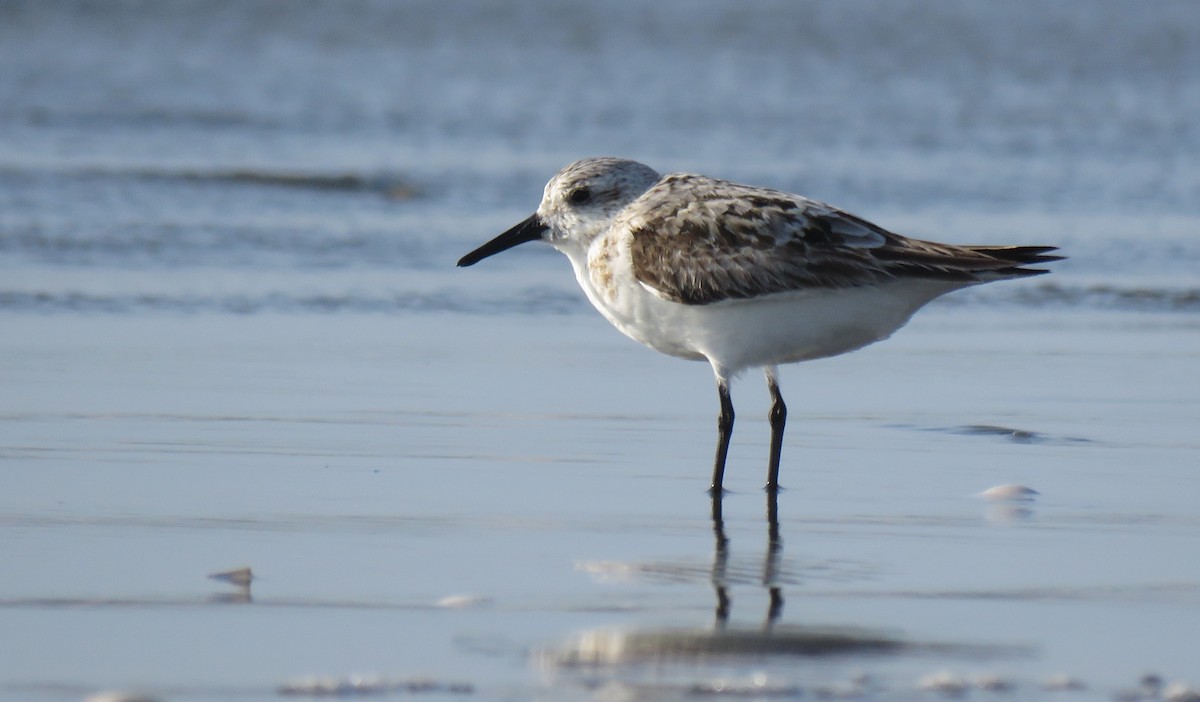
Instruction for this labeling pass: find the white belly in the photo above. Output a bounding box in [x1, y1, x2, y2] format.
[566, 243, 960, 374]
[662, 282, 953, 370]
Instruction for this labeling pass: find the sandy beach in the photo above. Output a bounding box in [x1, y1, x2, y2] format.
[3, 307, 1198, 700]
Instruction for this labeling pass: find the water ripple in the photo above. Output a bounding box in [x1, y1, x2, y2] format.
[2, 282, 1197, 315]
[0, 288, 586, 315]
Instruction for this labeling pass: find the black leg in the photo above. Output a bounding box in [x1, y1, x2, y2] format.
[766, 371, 787, 493]
[709, 379, 735, 496]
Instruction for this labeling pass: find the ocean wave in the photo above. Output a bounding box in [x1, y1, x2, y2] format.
[1, 283, 1197, 316]
[0, 224, 439, 268]
[0, 163, 420, 198]
[0, 288, 586, 316]
[132, 167, 421, 198]
[949, 282, 1200, 313]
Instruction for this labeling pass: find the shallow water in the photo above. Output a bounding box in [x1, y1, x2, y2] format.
[2, 2, 1199, 701]
[4, 311, 1199, 701]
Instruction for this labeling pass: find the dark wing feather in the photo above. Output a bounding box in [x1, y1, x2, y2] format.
[625, 174, 1061, 305]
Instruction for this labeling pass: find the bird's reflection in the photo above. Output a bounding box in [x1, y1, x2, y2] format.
[710, 491, 783, 630]
[545, 491, 913, 680]
[543, 492, 1030, 700]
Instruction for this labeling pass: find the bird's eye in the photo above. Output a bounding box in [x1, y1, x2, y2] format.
[567, 187, 591, 205]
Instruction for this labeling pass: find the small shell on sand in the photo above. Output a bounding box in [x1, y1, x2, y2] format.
[208, 566, 253, 587]
[979, 484, 1040, 502]
[436, 594, 493, 608]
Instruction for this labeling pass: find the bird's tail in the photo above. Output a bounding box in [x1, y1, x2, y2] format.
[965, 245, 1064, 278]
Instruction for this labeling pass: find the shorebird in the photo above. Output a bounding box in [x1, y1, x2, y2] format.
[458, 158, 1060, 495]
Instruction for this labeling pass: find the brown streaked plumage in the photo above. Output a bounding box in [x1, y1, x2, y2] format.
[624, 173, 1059, 305]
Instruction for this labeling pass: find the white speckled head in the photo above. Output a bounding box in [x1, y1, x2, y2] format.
[457, 157, 660, 268]
[536, 158, 660, 254]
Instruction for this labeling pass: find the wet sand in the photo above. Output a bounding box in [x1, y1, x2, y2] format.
[2, 307, 1197, 701]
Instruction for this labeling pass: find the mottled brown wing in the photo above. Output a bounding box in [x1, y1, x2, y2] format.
[625, 174, 1059, 305]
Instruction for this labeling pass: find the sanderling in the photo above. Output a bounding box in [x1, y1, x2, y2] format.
[458, 158, 1060, 495]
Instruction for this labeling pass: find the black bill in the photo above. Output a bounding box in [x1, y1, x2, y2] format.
[457, 214, 548, 267]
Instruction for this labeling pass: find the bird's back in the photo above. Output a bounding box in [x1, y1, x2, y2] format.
[620, 173, 1060, 307]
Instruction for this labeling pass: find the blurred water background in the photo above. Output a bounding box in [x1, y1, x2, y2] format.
[2, 0, 1198, 312]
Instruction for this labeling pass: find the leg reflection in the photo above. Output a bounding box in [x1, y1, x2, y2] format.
[710, 493, 731, 629]
[764, 490, 784, 628]
[708, 492, 785, 630]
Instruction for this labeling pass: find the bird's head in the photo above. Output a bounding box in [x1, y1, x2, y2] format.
[457, 157, 660, 267]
